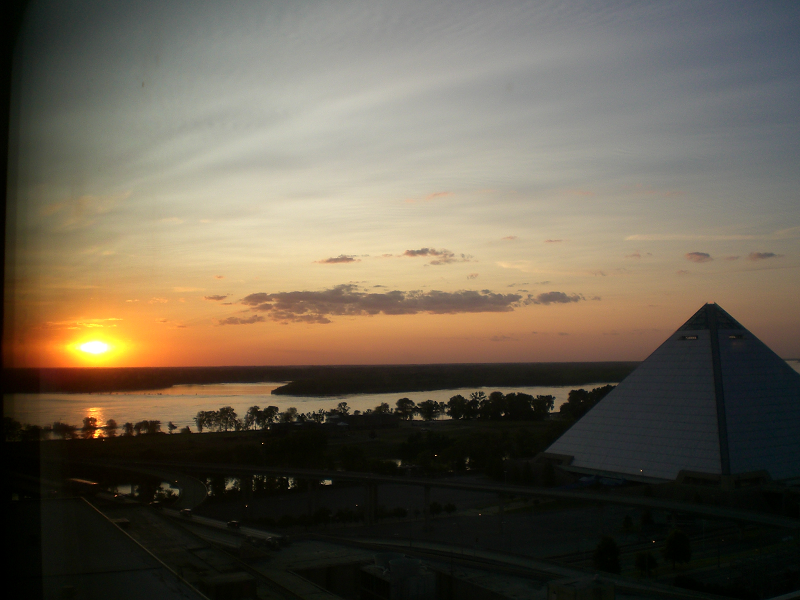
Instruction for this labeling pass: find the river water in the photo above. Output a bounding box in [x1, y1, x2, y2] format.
[5, 382, 612, 432]
[6, 359, 798, 433]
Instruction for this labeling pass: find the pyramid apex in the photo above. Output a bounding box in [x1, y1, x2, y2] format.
[678, 303, 744, 331]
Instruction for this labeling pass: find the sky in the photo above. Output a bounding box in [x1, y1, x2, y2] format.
[4, 0, 800, 368]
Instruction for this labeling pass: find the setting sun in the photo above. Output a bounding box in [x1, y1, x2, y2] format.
[80, 341, 110, 355]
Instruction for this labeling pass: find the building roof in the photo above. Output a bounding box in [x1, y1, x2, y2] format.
[545, 304, 800, 482]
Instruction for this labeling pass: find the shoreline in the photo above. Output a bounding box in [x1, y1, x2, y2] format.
[3, 362, 638, 395]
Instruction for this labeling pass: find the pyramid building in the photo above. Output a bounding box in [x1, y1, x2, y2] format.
[545, 304, 800, 483]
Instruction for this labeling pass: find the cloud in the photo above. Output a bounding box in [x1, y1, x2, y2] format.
[404, 191, 453, 203]
[467, 273, 479, 279]
[204, 295, 228, 301]
[40, 191, 129, 229]
[676, 270, 690, 275]
[239, 284, 524, 324]
[622, 185, 687, 198]
[560, 189, 595, 197]
[402, 248, 472, 265]
[148, 297, 169, 304]
[544, 239, 562, 244]
[501, 236, 517, 241]
[490, 335, 517, 342]
[626, 226, 800, 243]
[724, 256, 740, 261]
[214, 275, 225, 279]
[626, 234, 755, 242]
[685, 252, 712, 263]
[218, 315, 266, 325]
[42, 318, 122, 330]
[425, 191, 452, 201]
[748, 251, 783, 261]
[626, 251, 641, 259]
[527, 291, 584, 305]
[316, 255, 360, 264]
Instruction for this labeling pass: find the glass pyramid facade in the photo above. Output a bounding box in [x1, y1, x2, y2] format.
[545, 304, 800, 482]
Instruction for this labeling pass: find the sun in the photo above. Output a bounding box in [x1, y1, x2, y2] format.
[80, 341, 110, 355]
[70, 338, 123, 364]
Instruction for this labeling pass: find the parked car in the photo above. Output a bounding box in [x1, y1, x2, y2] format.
[227, 520, 241, 529]
[180, 508, 192, 518]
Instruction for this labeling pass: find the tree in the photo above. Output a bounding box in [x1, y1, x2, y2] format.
[194, 411, 207, 432]
[280, 407, 298, 423]
[82, 416, 98, 439]
[483, 391, 507, 420]
[593, 536, 621, 574]
[417, 400, 440, 421]
[467, 392, 484, 419]
[244, 406, 261, 430]
[446, 395, 468, 420]
[53, 421, 77, 440]
[531, 394, 555, 420]
[122, 422, 134, 437]
[168, 421, 177, 434]
[336, 401, 351, 416]
[635, 551, 658, 577]
[105, 419, 118, 437]
[395, 398, 416, 420]
[217, 406, 238, 431]
[374, 402, 390, 414]
[505, 392, 535, 420]
[662, 529, 691, 569]
[4, 417, 23, 441]
[260, 406, 280, 427]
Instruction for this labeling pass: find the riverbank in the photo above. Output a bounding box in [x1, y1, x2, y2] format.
[3, 362, 637, 394]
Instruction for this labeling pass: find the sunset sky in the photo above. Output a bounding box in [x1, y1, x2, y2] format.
[5, 0, 800, 368]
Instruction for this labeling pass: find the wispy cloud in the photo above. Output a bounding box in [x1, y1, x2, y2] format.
[148, 297, 169, 304]
[402, 248, 472, 265]
[748, 251, 783, 261]
[238, 284, 525, 324]
[685, 252, 712, 263]
[544, 239, 563, 244]
[526, 292, 585, 305]
[214, 275, 225, 279]
[204, 295, 228, 301]
[626, 226, 800, 243]
[42, 318, 122, 330]
[501, 235, 517, 241]
[627, 234, 755, 242]
[404, 191, 453, 203]
[490, 335, 518, 342]
[40, 192, 130, 229]
[218, 315, 266, 325]
[467, 273, 479, 279]
[315, 255, 360, 264]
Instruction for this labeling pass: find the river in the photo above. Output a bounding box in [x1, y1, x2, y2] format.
[5, 382, 612, 433]
[6, 358, 798, 433]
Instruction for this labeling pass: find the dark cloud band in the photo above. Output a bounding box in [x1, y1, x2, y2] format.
[234, 284, 591, 324]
